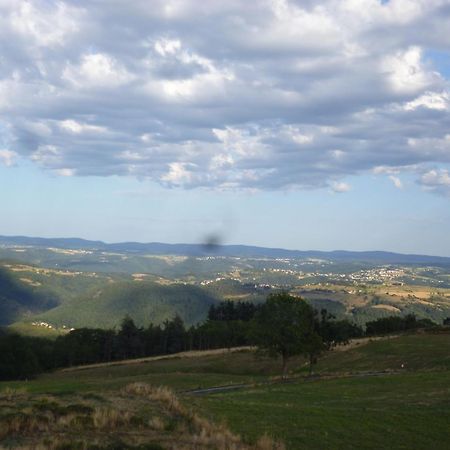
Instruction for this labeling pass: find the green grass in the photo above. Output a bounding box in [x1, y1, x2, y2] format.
[0, 350, 284, 394]
[192, 371, 450, 450]
[315, 333, 450, 373]
[1, 332, 449, 449]
[185, 333, 450, 449]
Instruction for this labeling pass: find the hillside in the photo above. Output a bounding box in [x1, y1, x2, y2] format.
[35, 281, 220, 329]
[0, 332, 449, 449]
[193, 340, 450, 449]
[0, 262, 124, 328]
[1, 236, 449, 333]
[6, 266, 450, 333]
[0, 266, 58, 326]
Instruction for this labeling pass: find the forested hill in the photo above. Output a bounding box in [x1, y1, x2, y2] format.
[34, 281, 220, 329]
[1, 235, 449, 265]
[0, 267, 58, 326]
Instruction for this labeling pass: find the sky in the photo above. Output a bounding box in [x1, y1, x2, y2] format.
[0, 0, 449, 256]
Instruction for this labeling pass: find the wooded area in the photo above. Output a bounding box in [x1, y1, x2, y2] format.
[0, 295, 440, 381]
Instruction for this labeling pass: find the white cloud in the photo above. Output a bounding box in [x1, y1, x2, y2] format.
[404, 91, 449, 111]
[59, 120, 107, 134]
[331, 181, 351, 193]
[10, 1, 81, 47]
[0, 149, 17, 166]
[389, 175, 403, 189]
[381, 47, 438, 95]
[63, 53, 133, 88]
[421, 169, 450, 186]
[55, 168, 75, 177]
[154, 38, 181, 56]
[209, 153, 234, 170]
[213, 127, 268, 159]
[30, 145, 61, 166]
[419, 169, 450, 196]
[373, 166, 398, 175]
[0, 0, 449, 193]
[161, 162, 196, 186]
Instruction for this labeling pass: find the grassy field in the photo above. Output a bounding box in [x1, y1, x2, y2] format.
[1, 332, 449, 449]
[0, 382, 280, 449]
[193, 371, 450, 449]
[191, 333, 450, 449]
[0, 349, 288, 395]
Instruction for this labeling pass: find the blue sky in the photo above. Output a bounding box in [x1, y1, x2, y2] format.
[0, 0, 449, 256]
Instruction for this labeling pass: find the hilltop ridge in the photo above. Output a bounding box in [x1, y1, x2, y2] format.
[1, 235, 449, 265]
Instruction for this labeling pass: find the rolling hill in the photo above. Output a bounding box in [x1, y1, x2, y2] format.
[35, 281, 220, 329]
[0, 266, 58, 326]
[1, 235, 449, 333]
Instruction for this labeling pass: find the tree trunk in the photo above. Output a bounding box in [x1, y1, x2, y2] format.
[282, 354, 289, 379]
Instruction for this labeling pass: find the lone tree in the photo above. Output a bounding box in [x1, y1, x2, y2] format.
[251, 292, 323, 378]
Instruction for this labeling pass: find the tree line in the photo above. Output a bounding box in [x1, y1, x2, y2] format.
[0, 294, 440, 381]
[365, 314, 435, 335]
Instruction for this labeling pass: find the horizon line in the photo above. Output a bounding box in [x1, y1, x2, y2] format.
[1, 234, 449, 259]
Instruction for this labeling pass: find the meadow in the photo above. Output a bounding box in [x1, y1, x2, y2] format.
[1, 332, 449, 449]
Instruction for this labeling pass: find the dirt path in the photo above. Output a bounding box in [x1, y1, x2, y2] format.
[60, 335, 399, 373]
[331, 334, 400, 352]
[182, 369, 404, 396]
[59, 346, 254, 372]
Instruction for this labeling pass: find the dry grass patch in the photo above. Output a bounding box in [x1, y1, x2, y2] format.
[0, 382, 286, 449]
[0, 387, 28, 401]
[123, 382, 285, 450]
[0, 412, 51, 441]
[92, 406, 132, 429]
[148, 416, 165, 430]
[256, 434, 286, 450]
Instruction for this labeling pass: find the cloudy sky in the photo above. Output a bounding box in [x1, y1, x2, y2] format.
[1, 0, 449, 255]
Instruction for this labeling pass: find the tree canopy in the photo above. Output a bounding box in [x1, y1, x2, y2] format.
[251, 292, 323, 377]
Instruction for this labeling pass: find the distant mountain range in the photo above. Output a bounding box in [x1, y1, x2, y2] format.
[1, 235, 449, 265]
[1, 235, 450, 332]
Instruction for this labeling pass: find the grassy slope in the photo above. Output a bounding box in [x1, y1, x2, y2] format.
[1, 332, 449, 449]
[315, 332, 450, 373]
[35, 281, 220, 328]
[0, 261, 127, 330]
[0, 267, 59, 326]
[0, 383, 265, 450]
[192, 333, 450, 450]
[195, 371, 449, 450]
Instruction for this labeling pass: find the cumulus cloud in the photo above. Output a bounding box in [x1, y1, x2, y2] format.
[404, 91, 450, 111]
[9, 0, 81, 47]
[0, 0, 450, 193]
[54, 168, 76, 177]
[331, 181, 351, 193]
[419, 168, 450, 196]
[62, 53, 134, 88]
[389, 175, 404, 189]
[381, 46, 438, 95]
[0, 149, 17, 167]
